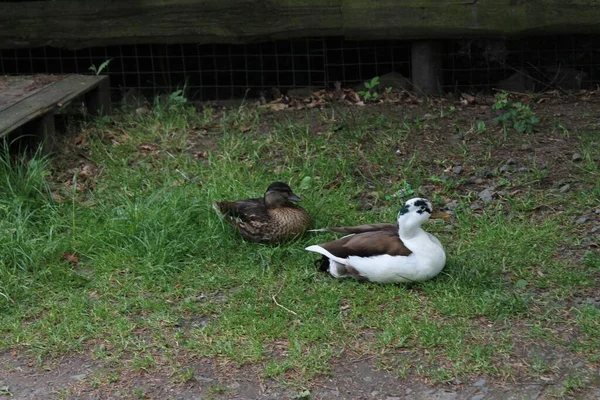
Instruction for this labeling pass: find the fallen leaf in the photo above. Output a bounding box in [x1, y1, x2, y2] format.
[262, 103, 288, 111]
[52, 193, 64, 203]
[139, 143, 159, 152]
[461, 93, 475, 104]
[62, 253, 79, 264]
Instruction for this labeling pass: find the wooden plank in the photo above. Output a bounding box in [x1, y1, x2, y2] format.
[1, 0, 600, 50]
[85, 77, 111, 116]
[0, 75, 109, 136]
[34, 112, 57, 154]
[0, 75, 65, 112]
[411, 41, 442, 95]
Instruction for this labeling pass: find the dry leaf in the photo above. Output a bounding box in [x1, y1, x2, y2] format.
[139, 144, 159, 151]
[73, 133, 88, 147]
[52, 193, 64, 203]
[262, 103, 288, 111]
[62, 253, 79, 264]
[461, 93, 475, 104]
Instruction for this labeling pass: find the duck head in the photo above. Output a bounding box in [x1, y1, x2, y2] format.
[397, 198, 449, 238]
[264, 181, 302, 207]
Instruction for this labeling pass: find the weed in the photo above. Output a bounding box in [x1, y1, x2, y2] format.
[88, 59, 112, 75]
[176, 367, 195, 383]
[208, 384, 227, 395]
[492, 93, 540, 135]
[358, 76, 381, 102]
[132, 388, 147, 399]
[476, 120, 486, 134]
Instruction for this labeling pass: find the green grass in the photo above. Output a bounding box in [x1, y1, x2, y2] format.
[0, 95, 599, 386]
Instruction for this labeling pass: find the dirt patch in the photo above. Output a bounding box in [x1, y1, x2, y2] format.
[2, 351, 599, 399]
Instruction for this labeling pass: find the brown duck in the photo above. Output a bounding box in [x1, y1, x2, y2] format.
[213, 181, 312, 243]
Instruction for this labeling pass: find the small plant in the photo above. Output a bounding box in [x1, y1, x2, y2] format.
[208, 384, 227, 395]
[291, 389, 311, 399]
[358, 76, 380, 102]
[476, 120, 486, 134]
[177, 367, 195, 383]
[88, 59, 112, 75]
[492, 93, 539, 135]
[385, 181, 415, 201]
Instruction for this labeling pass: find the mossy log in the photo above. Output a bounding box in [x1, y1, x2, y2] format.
[1, 0, 600, 50]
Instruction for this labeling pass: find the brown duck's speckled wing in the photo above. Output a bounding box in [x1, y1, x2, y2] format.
[319, 230, 412, 259]
[322, 223, 398, 235]
[214, 198, 265, 220]
[215, 199, 311, 243]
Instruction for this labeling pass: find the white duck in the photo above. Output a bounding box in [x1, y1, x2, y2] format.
[305, 198, 449, 283]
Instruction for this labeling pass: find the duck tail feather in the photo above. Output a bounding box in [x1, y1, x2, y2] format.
[305, 245, 348, 265]
[213, 201, 239, 217]
[309, 223, 397, 235]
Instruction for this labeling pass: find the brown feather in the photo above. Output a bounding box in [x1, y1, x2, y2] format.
[214, 188, 311, 243]
[323, 223, 398, 235]
[318, 230, 412, 259]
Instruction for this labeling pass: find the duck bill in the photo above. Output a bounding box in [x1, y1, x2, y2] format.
[288, 193, 302, 202]
[430, 211, 450, 220]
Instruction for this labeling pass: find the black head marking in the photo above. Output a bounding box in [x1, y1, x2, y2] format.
[413, 199, 432, 215]
[266, 181, 292, 194]
[398, 204, 410, 216]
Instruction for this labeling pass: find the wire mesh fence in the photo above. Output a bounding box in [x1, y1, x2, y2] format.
[0, 35, 598, 102]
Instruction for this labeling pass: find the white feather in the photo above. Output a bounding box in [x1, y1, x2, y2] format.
[305, 198, 447, 284]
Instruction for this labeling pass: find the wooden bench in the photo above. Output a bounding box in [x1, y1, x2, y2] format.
[0, 74, 110, 150]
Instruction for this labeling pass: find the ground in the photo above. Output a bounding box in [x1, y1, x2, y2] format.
[0, 89, 599, 399]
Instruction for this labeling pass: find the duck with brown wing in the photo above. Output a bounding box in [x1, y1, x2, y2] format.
[306, 198, 449, 283]
[213, 181, 312, 244]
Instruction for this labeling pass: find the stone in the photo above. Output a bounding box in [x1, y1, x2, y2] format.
[70, 374, 87, 382]
[379, 71, 412, 91]
[496, 70, 535, 92]
[287, 87, 320, 99]
[121, 88, 148, 108]
[520, 144, 533, 151]
[576, 216, 591, 225]
[545, 67, 588, 91]
[590, 226, 599, 234]
[446, 200, 459, 211]
[453, 165, 463, 175]
[471, 395, 485, 400]
[470, 203, 483, 211]
[478, 188, 494, 203]
[572, 153, 583, 162]
[473, 378, 487, 387]
[506, 158, 516, 165]
[559, 184, 571, 193]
